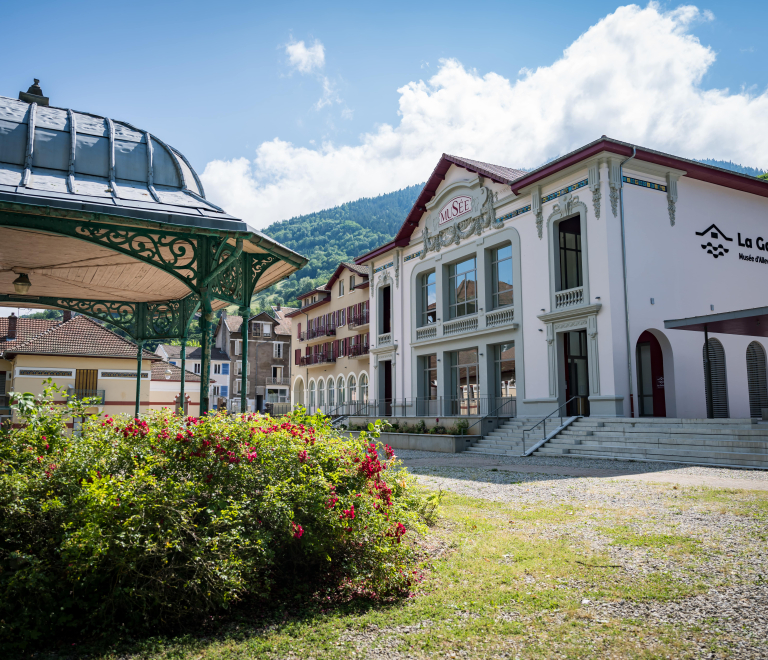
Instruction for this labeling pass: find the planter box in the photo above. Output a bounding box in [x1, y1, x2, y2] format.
[348, 431, 480, 453]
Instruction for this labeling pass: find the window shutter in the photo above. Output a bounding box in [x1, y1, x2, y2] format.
[295, 349, 301, 365]
[221, 385, 228, 398]
[297, 322, 301, 339]
[222, 363, 229, 375]
[703, 339, 729, 418]
[344, 337, 349, 355]
[348, 305, 353, 321]
[747, 342, 768, 418]
[364, 332, 370, 346]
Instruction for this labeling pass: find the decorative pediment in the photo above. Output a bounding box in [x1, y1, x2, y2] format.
[419, 186, 501, 259]
[545, 192, 588, 229]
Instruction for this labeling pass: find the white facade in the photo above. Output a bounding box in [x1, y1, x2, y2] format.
[358, 145, 768, 420]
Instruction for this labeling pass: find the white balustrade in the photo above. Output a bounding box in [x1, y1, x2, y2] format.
[486, 307, 514, 328]
[416, 325, 437, 340]
[443, 316, 479, 336]
[555, 286, 584, 309]
[378, 332, 393, 347]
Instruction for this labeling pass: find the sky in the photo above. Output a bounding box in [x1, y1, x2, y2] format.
[1, 0, 767, 234]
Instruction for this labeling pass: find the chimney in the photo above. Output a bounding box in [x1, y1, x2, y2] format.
[276, 302, 281, 311]
[8, 314, 17, 340]
[63, 310, 72, 322]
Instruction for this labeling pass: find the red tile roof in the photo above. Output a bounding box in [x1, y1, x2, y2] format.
[2, 315, 159, 360]
[0, 317, 59, 352]
[151, 360, 201, 382]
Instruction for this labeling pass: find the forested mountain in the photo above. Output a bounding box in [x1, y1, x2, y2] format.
[698, 159, 766, 177]
[252, 184, 422, 309]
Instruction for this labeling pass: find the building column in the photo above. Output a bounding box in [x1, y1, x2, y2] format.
[179, 338, 187, 415]
[240, 308, 249, 414]
[200, 312, 213, 415]
[135, 340, 145, 419]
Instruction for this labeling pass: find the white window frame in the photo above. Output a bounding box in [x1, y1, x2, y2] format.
[234, 339, 242, 356]
[214, 363, 222, 375]
[235, 360, 250, 376]
[273, 342, 284, 359]
[193, 362, 201, 374]
[339, 280, 345, 297]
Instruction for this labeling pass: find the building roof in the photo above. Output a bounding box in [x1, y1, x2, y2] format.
[0, 317, 59, 351]
[296, 286, 330, 301]
[665, 306, 768, 338]
[327, 262, 370, 289]
[356, 139, 768, 265]
[271, 305, 296, 335]
[2, 314, 159, 360]
[157, 343, 229, 361]
[150, 360, 201, 382]
[224, 315, 243, 333]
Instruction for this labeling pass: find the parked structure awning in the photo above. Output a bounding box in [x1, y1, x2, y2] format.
[664, 306, 768, 337]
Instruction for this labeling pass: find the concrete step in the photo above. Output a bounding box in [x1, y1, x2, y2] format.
[537, 443, 768, 466]
[550, 436, 768, 449]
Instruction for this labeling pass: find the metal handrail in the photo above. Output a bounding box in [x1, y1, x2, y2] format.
[522, 397, 578, 454]
[463, 398, 519, 435]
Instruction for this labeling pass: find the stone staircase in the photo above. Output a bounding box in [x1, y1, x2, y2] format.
[464, 418, 540, 456]
[533, 418, 768, 468]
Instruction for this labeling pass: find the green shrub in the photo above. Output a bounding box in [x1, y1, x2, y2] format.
[0, 385, 426, 651]
[414, 420, 427, 435]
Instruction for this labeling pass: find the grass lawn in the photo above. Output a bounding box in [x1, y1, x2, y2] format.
[41, 477, 768, 660]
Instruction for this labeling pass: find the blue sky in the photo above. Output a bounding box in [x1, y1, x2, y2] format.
[1, 1, 767, 227]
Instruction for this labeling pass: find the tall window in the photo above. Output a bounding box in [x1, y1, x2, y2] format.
[747, 342, 768, 418]
[350, 275, 356, 290]
[349, 374, 357, 402]
[252, 323, 261, 337]
[491, 245, 513, 308]
[422, 354, 437, 400]
[214, 363, 222, 374]
[448, 257, 477, 319]
[421, 271, 437, 326]
[558, 217, 583, 291]
[494, 342, 516, 416]
[450, 348, 479, 415]
[309, 381, 316, 411]
[359, 373, 368, 402]
[194, 363, 201, 374]
[273, 342, 283, 358]
[318, 379, 325, 408]
[338, 376, 345, 405]
[339, 280, 345, 297]
[328, 378, 335, 407]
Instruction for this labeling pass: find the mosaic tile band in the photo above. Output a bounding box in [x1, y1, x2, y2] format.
[497, 205, 532, 223]
[101, 371, 150, 379]
[542, 179, 588, 203]
[404, 251, 422, 262]
[623, 176, 667, 192]
[373, 261, 394, 274]
[18, 369, 74, 377]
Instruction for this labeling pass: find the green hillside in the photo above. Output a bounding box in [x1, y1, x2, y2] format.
[252, 184, 422, 308]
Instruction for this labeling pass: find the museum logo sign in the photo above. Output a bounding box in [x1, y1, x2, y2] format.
[697, 223, 768, 264]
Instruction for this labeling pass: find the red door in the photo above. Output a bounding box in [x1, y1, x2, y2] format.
[636, 331, 666, 417]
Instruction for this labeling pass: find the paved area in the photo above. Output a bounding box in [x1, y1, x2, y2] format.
[398, 451, 768, 491]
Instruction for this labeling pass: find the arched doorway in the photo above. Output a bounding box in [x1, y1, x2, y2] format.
[636, 330, 666, 417]
[293, 377, 305, 409]
[746, 342, 768, 418]
[702, 338, 729, 418]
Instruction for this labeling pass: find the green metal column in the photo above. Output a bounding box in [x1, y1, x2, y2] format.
[135, 340, 145, 419]
[200, 312, 213, 415]
[179, 338, 187, 415]
[239, 307, 249, 414]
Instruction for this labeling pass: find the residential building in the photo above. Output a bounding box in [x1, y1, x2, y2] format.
[353, 139, 768, 421]
[288, 263, 371, 414]
[250, 305, 294, 413]
[149, 360, 201, 415]
[0, 313, 201, 421]
[155, 344, 230, 410]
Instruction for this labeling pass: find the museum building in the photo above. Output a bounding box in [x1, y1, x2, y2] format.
[351, 138, 768, 420]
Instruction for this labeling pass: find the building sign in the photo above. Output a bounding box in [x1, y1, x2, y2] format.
[697, 223, 768, 265]
[438, 196, 473, 225]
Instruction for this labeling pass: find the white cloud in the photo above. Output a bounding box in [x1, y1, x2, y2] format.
[285, 39, 325, 74]
[205, 3, 768, 228]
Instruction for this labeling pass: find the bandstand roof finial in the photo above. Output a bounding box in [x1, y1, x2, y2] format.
[19, 78, 49, 106]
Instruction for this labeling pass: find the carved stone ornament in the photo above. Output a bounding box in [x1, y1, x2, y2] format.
[609, 160, 621, 218]
[532, 186, 543, 239]
[394, 250, 401, 288]
[588, 163, 601, 220]
[666, 173, 679, 227]
[420, 186, 500, 259]
[546, 193, 587, 230]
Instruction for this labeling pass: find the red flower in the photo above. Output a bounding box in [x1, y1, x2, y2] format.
[298, 450, 308, 463]
[292, 521, 304, 539]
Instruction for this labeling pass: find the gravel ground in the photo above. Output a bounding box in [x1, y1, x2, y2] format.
[395, 451, 768, 659]
[395, 449, 768, 482]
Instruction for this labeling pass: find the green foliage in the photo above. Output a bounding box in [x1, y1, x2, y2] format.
[697, 158, 767, 177]
[252, 185, 422, 309]
[20, 309, 63, 320]
[760, 173, 768, 181]
[0, 392, 426, 652]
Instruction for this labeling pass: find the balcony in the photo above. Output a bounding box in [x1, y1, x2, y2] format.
[377, 332, 393, 348]
[349, 311, 370, 329]
[486, 306, 514, 327]
[444, 315, 478, 337]
[348, 343, 370, 359]
[413, 306, 517, 344]
[416, 325, 437, 341]
[265, 377, 291, 386]
[303, 325, 337, 343]
[555, 286, 584, 309]
[300, 352, 336, 367]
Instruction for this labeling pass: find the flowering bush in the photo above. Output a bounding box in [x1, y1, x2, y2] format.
[0, 387, 426, 651]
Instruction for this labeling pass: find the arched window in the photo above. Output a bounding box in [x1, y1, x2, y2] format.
[309, 381, 316, 412]
[338, 376, 345, 406]
[328, 378, 335, 408]
[702, 338, 729, 418]
[746, 341, 768, 418]
[318, 379, 325, 408]
[360, 373, 368, 402]
[349, 375, 357, 402]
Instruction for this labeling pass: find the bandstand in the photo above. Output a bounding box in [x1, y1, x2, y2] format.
[0, 81, 307, 415]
